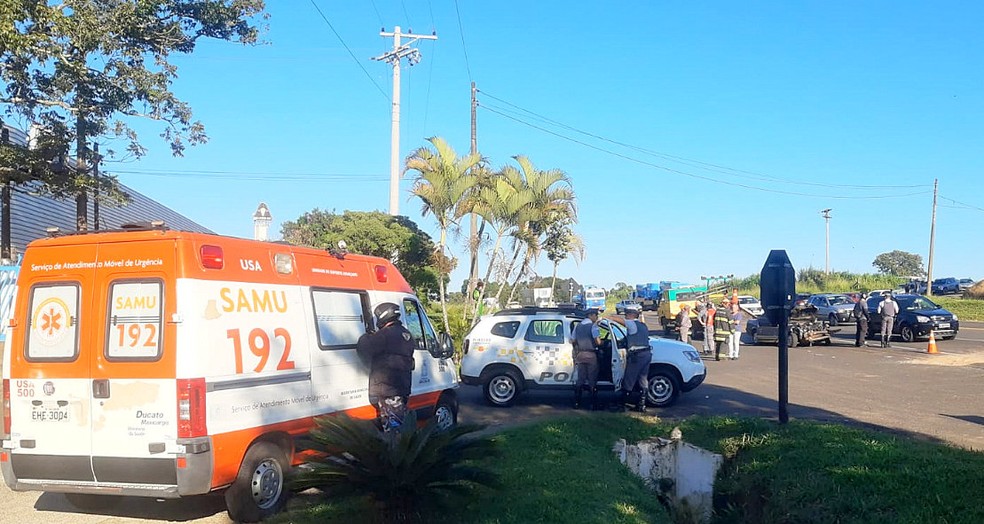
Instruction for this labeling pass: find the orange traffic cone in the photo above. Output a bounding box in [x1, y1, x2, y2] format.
[927, 330, 939, 354]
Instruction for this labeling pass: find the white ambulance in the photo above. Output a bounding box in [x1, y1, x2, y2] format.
[0, 224, 458, 522]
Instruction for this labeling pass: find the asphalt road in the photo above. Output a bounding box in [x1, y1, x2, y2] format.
[2, 321, 982, 523]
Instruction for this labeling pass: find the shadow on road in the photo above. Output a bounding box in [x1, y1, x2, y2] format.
[941, 414, 984, 427]
[458, 382, 955, 449]
[33, 492, 228, 522]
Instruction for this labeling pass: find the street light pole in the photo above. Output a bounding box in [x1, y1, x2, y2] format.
[821, 209, 832, 274]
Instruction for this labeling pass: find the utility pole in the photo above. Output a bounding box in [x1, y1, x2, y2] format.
[93, 143, 100, 230]
[466, 82, 479, 306]
[372, 26, 437, 216]
[926, 179, 938, 295]
[821, 208, 832, 274]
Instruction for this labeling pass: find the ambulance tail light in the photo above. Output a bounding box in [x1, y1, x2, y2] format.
[374, 264, 388, 283]
[177, 378, 207, 438]
[200, 245, 224, 270]
[2, 379, 10, 439]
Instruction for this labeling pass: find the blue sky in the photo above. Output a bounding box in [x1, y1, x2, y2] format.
[109, 1, 984, 290]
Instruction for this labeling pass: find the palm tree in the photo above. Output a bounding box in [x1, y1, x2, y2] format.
[406, 137, 482, 332]
[469, 168, 533, 321]
[495, 156, 576, 306]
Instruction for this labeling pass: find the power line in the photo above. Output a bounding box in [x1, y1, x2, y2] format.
[113, 168, 388, 182]
[399, 0, 412, 28]
[453, 0, 472, 82]
[480, 91, 930, 191]
[480, 105, 929, 201]
[367, 0, 384, 27]
[308, 0, 389, 101]
[940, 195, 984, 213]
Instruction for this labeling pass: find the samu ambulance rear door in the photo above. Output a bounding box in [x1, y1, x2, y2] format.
[87, 240, 177, 486]
[10, 245, 96, 484]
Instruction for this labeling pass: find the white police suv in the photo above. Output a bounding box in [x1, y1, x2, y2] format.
[460, 306, 706, 407]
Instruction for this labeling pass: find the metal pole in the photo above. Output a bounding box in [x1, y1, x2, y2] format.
[821, 208, 832, 274]
[778, 313, 789, 424]
[926, 179, 938, 295]
[1, 126, 10, 261]
[374, 27, 437, 217]
[467, 82, 479, 305]
[93, 143, 100, 230]
[388, 27, 402, 216]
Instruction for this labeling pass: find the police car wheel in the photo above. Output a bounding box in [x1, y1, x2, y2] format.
[483, 371, 521, 407]
[225, 441, 290, 522]
[646, 370, 680, 408]
[434, 396, 458, 431]
[900, 325, 915, 343]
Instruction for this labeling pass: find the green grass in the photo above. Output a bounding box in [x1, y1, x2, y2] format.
[932, 296, 984, 322]
[274, 414, 984, 523]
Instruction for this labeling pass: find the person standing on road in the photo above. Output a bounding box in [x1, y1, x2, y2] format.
[729, 303, 744, 360]
[713, 299, 735, 361]
[702, 302, 716, 355]
[356, 302, 415, 432]
[677, 304, 693, 345]
[620, 305, 652, 413]
[877, 292, 900, 348]
[854, 293, 870, 347]
[572, 309, 603, 409]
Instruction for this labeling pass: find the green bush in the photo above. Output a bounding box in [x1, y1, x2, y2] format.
[288, 412, 498, 523]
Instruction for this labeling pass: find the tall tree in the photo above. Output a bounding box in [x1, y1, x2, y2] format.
[470, 168, 532, 320]
[872, 250, 924, 277]
[280, 210, 441, 295]
[405, 136, 482, 332]
[496, 156, 575, 305]
[0, 0, 266, 230]
[543, 216, 585, 298]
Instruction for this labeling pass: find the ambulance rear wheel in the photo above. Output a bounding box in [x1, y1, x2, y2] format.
[225, 441, 290, 523]
[64, 493, 122, 511]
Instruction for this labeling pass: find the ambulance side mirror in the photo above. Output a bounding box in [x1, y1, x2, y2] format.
[431, 332, 455, 359]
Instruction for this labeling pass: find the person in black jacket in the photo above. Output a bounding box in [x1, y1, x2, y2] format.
[356, 302, 415, 431]
[853, 293, 870, 347]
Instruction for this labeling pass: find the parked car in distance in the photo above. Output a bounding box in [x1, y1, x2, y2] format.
[737, 295, 765, 317]
[615, 299, 638, 315]
[866, 293, 959, 342]
[931, 277, 960, 295]
[958, 278, 975, 292]
[807, 293, 856, 326]
[792, 293, 811, 308]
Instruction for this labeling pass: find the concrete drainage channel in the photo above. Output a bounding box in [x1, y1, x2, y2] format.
[613, 428, 722, 524]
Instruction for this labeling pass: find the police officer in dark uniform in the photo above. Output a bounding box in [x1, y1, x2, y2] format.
[853, 293, 870, 347]
[572, 309, 602, 410]
[621, 305, 652, 412]
[356, 302, 415, 431]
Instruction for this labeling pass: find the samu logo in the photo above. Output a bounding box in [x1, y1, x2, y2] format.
[239, 259, 263, 271]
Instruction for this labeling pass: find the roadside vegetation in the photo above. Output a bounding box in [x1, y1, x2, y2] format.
[275, 414, 984, 523]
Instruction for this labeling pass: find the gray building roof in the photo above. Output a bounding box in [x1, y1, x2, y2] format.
[2, 124, 213, 260]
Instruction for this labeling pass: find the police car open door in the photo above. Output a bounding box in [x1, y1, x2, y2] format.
[607, 321, 627, 391]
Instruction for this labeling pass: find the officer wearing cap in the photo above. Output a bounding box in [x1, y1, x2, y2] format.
[621, 304, 652, 412]
[572, 308, 602, 409]
[356, 302, 416, 431]
[853, 292, 870, 347]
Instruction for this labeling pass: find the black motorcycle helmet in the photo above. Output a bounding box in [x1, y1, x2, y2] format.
[374, 302, 401, 328]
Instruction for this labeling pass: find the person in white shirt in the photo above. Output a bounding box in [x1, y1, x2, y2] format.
[877, 292, 900, 348]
